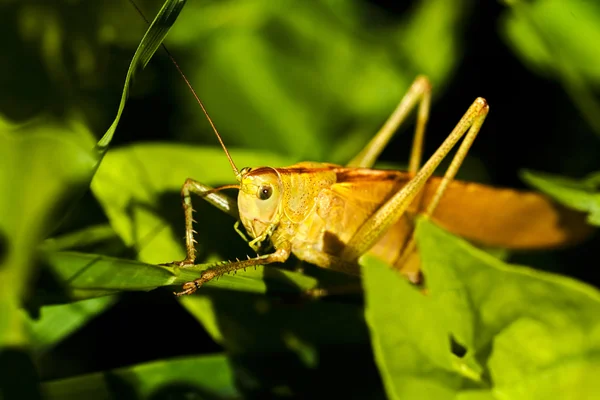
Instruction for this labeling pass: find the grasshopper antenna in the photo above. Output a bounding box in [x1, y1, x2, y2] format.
[129, 0, 240, 177]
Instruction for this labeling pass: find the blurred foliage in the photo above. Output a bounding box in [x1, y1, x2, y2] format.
[0, 0, 599, 399]
[42, 354, 240, 399]
[521, 169, 600, 226]
[500, 0, 600, 136]
[165, 0, 466, 161]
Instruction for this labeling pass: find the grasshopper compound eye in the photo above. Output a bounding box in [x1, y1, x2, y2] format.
[259, 185, 273, 200]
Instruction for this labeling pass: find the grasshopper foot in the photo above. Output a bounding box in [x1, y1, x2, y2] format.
[173, 264, 227, 296]
[174, 280, 202, 296]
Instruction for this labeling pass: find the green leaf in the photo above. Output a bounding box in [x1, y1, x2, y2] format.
[0, 113, 99, 397]
[364, 218, 600, 399]
[91, 143, 294, 265]
[42, 353, 241, 399]
[25, 296, 117, 354]
[362, 254, 480, 400]
[41, 224, 120, 253]
[179, 295, 224, 344]
[424, 218, 600, 398]
[0, 114, 98, 348]
[520, 169, 600, 226]
[89, 143, 363, 303]
[0, 0, 188, 351]
[500, 0, 600, 135]
[43, 251, 319, 300]
[97, 0, 187, 149]
[501, 0, 600, 83]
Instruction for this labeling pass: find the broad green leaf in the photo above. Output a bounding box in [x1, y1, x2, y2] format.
[91, 144, 294, 265]
[364, 218, 600, 399]
[25, 296, 117, 354]
[521, 169, 600, 226]
[42, 353, 241, 399]
[43, 251, 319, 300]
[455, 391, 496, 400]
[418, 218, 600, 398]
[362, 255, 481, 400]
[500, 0, 600, 135]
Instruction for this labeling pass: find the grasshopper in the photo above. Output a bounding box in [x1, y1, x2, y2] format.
[163, 72, 590, 296]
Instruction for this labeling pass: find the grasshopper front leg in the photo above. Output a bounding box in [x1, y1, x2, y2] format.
[175, 245, 291, 296]
[173, 178, 239, 267]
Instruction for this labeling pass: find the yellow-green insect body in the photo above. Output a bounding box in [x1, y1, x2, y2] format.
[169, 77, 591, 296]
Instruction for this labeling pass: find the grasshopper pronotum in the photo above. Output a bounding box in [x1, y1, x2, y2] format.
[162, 68, 589, 296]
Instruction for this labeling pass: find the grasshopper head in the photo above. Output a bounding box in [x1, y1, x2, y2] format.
[237, 167, 283, 242]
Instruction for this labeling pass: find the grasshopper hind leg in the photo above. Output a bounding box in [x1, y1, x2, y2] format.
[342, 98, 490, 265]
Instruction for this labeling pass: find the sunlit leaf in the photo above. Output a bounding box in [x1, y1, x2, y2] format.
[43, 251, 319, 300]
[362, 254, 480, 400]
[42, 354, 241, 399]
[364, 219, 600, 398]
[91, 144, 294, 264]
[403, 219, 599, 398]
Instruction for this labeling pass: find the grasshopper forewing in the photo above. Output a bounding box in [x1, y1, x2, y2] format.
[162, 73, 591, 296]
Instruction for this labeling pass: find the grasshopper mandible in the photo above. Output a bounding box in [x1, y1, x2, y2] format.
[165, 73, 590, 296]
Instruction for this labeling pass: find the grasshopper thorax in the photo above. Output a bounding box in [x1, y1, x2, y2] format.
[237, 167, 283, 241]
